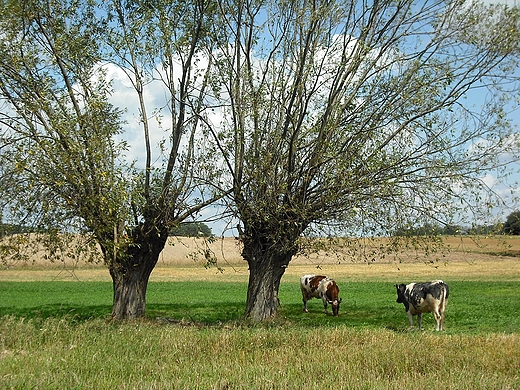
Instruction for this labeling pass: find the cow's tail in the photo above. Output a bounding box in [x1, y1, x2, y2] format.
[440, 282, 449, 311]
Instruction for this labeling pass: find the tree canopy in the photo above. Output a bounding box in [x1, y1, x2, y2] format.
[169, 222, 212, 237]
[504, 211, 520, 235]
[0, 0, 223, 319]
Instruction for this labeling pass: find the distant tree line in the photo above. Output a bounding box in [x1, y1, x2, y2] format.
[503, 211, 520, 235]
[1, 222, 213, 239]
[4, 211, 520, 239]
[394, 223, 499, 237]
[0, 223, 46, 238]
[394, 211, 520, 236]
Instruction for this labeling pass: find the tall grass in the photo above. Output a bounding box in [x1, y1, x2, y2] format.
[1, 275, 519, 388]
[1, 316, 519, 389]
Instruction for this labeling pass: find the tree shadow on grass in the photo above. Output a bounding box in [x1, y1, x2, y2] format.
[0, 279, 412, 330]
[0, 301, 247, 324]
[0, 300, 431, 332]
[0, 304, 113, 322]
[147, 301, 246, 324]
[277, 301, 405, 331]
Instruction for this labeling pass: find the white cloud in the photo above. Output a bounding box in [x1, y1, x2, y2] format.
[99, 63, 174, 168]
[480, 0, 518, 5]
[482, 172, 498, 188]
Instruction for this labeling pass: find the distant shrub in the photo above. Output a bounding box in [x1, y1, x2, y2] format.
[169, 222, 212, 237]
[503, 211, 520, 235]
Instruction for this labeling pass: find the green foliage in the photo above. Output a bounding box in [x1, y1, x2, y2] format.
[0, 0, 226, 318]
[210, 0, 520, 320]
[504, 211, 520, 235]
[215, 0, 520, 241]
[0, 0, 128, 240]
[169, 222, 212, 237]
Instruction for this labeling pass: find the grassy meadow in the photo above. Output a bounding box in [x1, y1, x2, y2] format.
[1, 235, 520, 389]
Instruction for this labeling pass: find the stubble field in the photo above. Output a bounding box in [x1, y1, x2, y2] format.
[3, 234, 520, 283]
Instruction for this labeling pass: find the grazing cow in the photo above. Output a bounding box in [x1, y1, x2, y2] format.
[395, 280, 449, 331]
[300, 274, 342, 316]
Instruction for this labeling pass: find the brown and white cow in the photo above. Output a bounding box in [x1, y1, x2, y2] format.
[300, 274, 342, 316]
[395, 280, 449, 331]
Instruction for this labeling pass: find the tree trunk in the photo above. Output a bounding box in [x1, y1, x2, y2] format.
[110, 260, 154, 320]
[108, 224, 168, 320]
[243, 239, 294, 322]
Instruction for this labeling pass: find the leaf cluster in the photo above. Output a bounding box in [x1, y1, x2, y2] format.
[504, 210, 520, 235]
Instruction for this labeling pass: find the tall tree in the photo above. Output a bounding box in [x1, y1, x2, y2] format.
[0, 0, 221, 319]
[504, 211, 520, 235]
[210, 0, 520, 321]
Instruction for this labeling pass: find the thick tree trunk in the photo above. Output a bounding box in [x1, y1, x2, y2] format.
[108, 224, 167, 320]
[245, 260, 280, 321]
[243, 241, 294, 322]
[110, 261, 154, 320]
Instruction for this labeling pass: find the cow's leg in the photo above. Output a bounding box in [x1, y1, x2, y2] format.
[301, 289, 309, 313]
[417, 313, 423, 330]
[440, 299, 447, 330]
[407, 312, 415, 330]
[443, 299, 448, 330]
[433, 309, 442, 331]
[321, 296, 328, 314]
[302, 297, 309, 313]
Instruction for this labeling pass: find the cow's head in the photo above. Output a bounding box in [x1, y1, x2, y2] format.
[395, 284, 407, 303]
[329, 298, 342, 316]
[395, 284, 411, 312]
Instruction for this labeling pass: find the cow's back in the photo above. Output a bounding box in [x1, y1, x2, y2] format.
[301, 274, 327, 298]
[409, 281, 446, 312]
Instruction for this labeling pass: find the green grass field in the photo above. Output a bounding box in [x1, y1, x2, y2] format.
[2, 315, 518, 389]
[1, 236, 520, 389]
[1, 279, 519, 333]
[1, 278, 520, 388]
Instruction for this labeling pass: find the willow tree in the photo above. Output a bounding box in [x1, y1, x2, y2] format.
[210, 0, 520, 321]
[0, 0, 221, 319]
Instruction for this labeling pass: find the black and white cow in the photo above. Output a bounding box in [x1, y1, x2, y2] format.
[395, 280, 449, 331]
[300, 274, 342, 316]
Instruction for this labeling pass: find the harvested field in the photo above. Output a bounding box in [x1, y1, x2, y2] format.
[1, 235, 519, 283]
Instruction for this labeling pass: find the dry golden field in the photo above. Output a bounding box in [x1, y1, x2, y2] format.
[1, 235, 519, 283]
